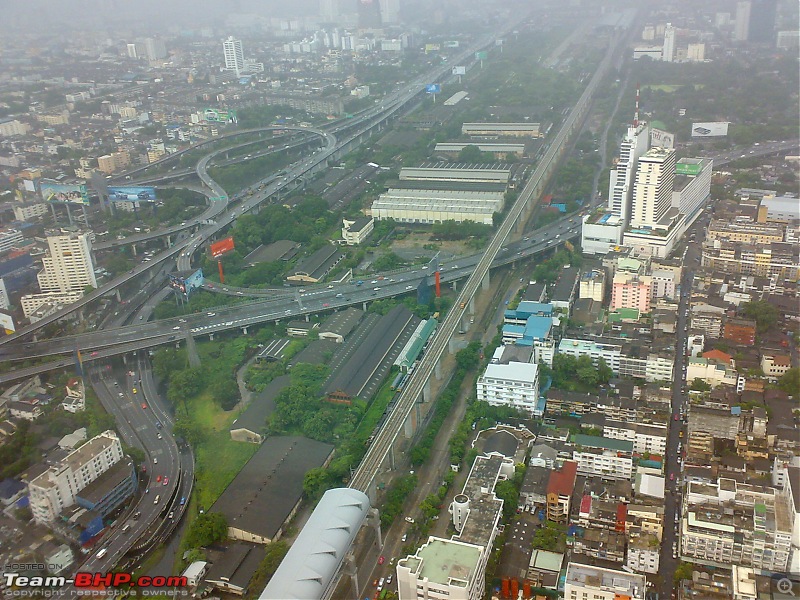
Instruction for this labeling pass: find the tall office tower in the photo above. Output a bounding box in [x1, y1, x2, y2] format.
[126, 43, 138, 58]
[662, 23, 675, 61]
[320, 0, 339, 21]
[223, 36, 244, 76]
[629, 147, 677, 229]
[735, 1, 751, 41]
[357, 0, 382, 29]
[608, 89, 650, 226]
[37, 232, 97, 294]
[143, 37, 167, 61]
[379, 0, 400, 24]
[749, 0, 778, 42]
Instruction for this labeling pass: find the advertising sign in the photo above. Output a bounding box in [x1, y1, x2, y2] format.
[650, 128, 675, 150]
[424, 43, 441, 53]
[691, 121, 729, 137]
[676, 162, 703, 176]
[210, 237, 235, 258]
[425, 84, 441, 94]
[168, 268, 204, 297]
[40, 180, 90, 205]
[203, 108, 238, 124]
[452, 66, 466, 76]
[0, 311, 15, 335]
[108, 186, 158, 202]
[475, 51, 488, 60]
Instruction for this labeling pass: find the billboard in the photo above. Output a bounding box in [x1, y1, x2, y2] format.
[425, 84, 441, 94]
[650, 128, 675, 150]
[424, 43, 441, 53]
[475, 51, 488, 60]
[691, 121, 729, 137]
[168, 268, 204, 297]
[676, 162, 703, 176]
[203, 108, 238, 124]
[40, 181, 89, 205]
[452, 66, 466, 76]
[210, 237, 235, 258]
[0, 311, 13, 335]
[108, 186, 158, 202]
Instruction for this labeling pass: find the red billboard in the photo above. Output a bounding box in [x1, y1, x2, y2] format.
[210, 237, 235, 258]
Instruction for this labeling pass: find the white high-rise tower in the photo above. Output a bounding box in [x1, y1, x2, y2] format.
[607, 87, 650, 227]
[37, 232, 97, 293]
[735, 1, 751, 41]
[662, 23, 675, 62]
[223, 36, 244, 76]
[630, 147, 677, 229]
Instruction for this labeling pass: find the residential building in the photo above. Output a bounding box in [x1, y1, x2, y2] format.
[611, 272, 652, 312]
[686, 43, 706, 61]
[223, 36, 245, 76]
[572, 434, 635, 481]
[707, 219, 784, 245]
[143, 37, 167, 61]
[341, 216, 374, 245]
[546, 460, 578, 523]
[564, 563, 645, 600]
[626, 534, 661, 574]
[36, 232, 97, 294]
[723, 319, 757, 346]
[13, 203, 49, 221]
[735, 1, 751, 41]
[579, 269, 605, 302]
[662, 23, 675, 61]
[681, 478, 792, 572]
[0, 118, 30, 137]
[0, 229, 23, 254]
[629, 147, 676, 229]
[603, 420, 667, 455]
[701, 240, 799, 280]
[476, 362, 540, 416]
[28, 431, 124, 523]
[649, 268, 678, 300]
[686, 357, 738, 387]
[761, 353, 791, 381]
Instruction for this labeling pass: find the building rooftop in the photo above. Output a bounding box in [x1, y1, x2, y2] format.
[565, 562, 645, 598]
[230, 375, 291, 436]
[572, 434, 634, 453]
[481, 361, 539, 384]
[547, 460, 578, 496]
[458, 454, 505, 547]
[211, 436, 333, 541]
[403, 537, 481, 588]
[76, 460, 133, 504]
[319, 307, 363, 339]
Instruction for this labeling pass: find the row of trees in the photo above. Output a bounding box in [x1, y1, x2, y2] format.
[431, 219, 493, 242]
[541, 354, 614, 392]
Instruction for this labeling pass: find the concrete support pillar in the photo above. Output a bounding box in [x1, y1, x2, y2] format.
[404, 411, 414, 440]
[115, 289, 122, 302]
[422, 379, 432, 404]
[434, 358, 442, 380]
[208, 333, 214, 341]
[369, 507, 382, 548]
[165, 235, 171, 248]
[241, 327, 248, 335]
[388, 444, 396, 471]
[468, 297, 475, 314]
[482, 271, 491, 290]
[451, 281, 457, 292]
[131, 243, 138, 257]
[305, 314, 310, 322]
[363, 302, 368, 311]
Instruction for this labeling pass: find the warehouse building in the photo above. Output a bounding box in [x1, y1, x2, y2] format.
[434, 142, 525, 158]
[462, 122, 543, 138]
[371, 164, 511, 226]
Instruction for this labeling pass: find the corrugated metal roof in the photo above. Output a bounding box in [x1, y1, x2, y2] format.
[260, 488, 370, 600]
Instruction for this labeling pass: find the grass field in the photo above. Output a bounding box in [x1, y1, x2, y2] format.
[183, 389, 258, 509]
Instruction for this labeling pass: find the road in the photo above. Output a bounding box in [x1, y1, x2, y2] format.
[349, 14, 627, 494]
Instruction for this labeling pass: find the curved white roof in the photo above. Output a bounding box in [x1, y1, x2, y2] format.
[260, 488, 370, 600]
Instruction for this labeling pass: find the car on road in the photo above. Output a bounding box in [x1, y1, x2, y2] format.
[168, 511, 174, 519]
[401, 533, 407, 542]
[132, 388, 137, 394]
[157, 475, 162, 483]
[674, 414, 679, 421]
[378, 556, 385, 565]
[163, 477, 169, 486]
[323, 303, 330, 307]
[386, 575, 393, 585]
[172, 326, 181, 330]
[405, 516, 415, 523]
[157, 433, 162, 440]
[141, 403, 147, 409]
[670, 473, 675, 481]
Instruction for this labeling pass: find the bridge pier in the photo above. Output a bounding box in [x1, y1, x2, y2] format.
[115, 289, 122, 302]
[241, 326, 248, 335]
[363, 302, 368, 311]
[451, 281, 457, 292]
[186, 333, 201, 368]
[165, 235, 171, 248]
[434, 357, 442, 380]
[482, 271, 490, 290]
[423, 379, 432, 403]
[208, 333, 214, 341]
[131, 243, 138, 257]
[468, 297, 475, 314]
[305, 314, 310, 322]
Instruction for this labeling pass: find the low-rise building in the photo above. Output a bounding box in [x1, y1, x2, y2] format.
[545, 460, 577, 523]
[341, 216, 374, 245]
[626, 534, 661, 574]
[761, 353, 791, 381]
[564, 562, 645, 600]
[572, 434, 634, 481]
[476, 362, 540, 416]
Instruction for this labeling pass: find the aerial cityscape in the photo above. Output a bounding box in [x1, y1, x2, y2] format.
[0, 0, 798, 599]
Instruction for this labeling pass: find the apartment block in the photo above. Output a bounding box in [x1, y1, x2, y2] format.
[701, 240, 799, 280]
[706, 219, 785, 245]
[546, 460, 578, 523]
[681, 478, 793, 572]
[28, 430, 124, 523]
[477, 362, 540, 416]
[602, 420, 668, 456]
[572, 434, 635, 481]
[611, 272, 652, 312]
[564, 563, 646, 600]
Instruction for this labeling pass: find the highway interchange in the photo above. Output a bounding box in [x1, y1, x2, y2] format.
[2, 9, 797, 582]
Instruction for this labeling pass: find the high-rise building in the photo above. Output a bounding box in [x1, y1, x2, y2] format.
[143, 37, 167, 61]
[735, 1, 751, 41]
[686, 42, 705, 61]
[630, 147, 676, 229]
[319, 0, 339, 21]
[607, 123, 650, 225]
[357, 0, 382, 29]
[223, 36, 244, 76]
[379, 0, 400, 23]
[662, 22, 676, 61]
[749, 0, 778, 42]
[28, 430, 124, 523]
[36, 232, 97, 294]
[126, 43, 138, 59]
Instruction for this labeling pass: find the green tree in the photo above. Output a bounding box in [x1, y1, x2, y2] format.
[740, 300, 779, 333]
[303, 467, 332, 501]
[184, 512, 228, 548]
[777, 368, 800, 397]
[689, 378, 712, 392]
[247, 541, 289, 599]
[674, 562, 694, 583]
